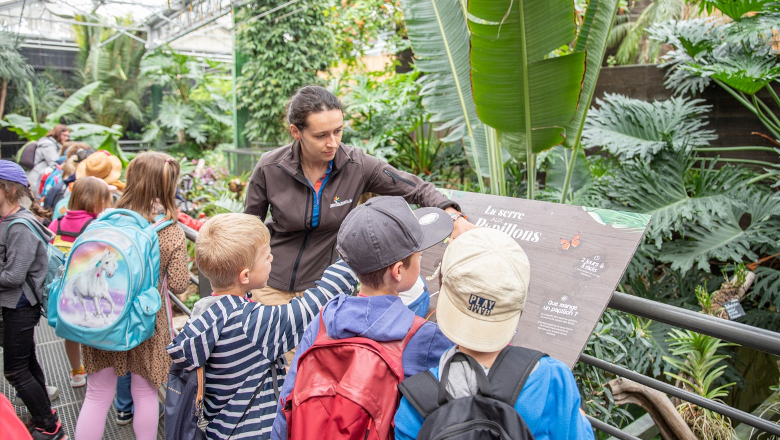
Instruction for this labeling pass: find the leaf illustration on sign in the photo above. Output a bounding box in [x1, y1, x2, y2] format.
[583, 207, 651, 232]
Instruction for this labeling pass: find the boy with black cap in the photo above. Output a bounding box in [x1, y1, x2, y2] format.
[271, 196, 455, 440]
[394, 228, 594, 440]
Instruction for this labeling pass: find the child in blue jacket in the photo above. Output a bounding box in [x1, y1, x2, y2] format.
[394, 228, 595, 440]
[270, 196, 456, 440]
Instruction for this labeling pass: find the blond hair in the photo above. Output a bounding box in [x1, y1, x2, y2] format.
[196, 213, 271, 290]
[115, 152, 180, 222]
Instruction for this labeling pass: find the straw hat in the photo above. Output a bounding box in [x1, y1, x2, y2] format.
[76, 151, 125, 190]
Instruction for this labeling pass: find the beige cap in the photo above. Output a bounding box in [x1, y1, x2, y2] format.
[437, 228, 531, 352]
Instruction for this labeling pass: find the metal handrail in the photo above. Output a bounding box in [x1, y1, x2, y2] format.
[174, 222, 780, 437]
[609, 292, 780, 356]
[580, 354, 780, 437]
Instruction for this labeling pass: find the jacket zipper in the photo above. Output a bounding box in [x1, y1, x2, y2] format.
[280, 156, 347, 291]
[383, 169, 417, 187]
[289, 194, 311, 291]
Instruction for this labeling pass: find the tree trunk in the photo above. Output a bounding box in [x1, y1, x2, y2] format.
[608, 377, 698, 440]
[0, 78, 7, 120]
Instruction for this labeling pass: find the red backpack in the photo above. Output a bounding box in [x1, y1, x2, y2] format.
[283, 311, 426, 440]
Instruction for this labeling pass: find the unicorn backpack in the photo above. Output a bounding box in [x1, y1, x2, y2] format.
[47, 209, 173, 351]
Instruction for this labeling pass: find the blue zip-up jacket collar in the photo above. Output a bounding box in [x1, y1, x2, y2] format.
[270, 294, 454, 440]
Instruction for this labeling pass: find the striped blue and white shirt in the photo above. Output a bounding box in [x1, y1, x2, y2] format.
[167, 261, 357, 439]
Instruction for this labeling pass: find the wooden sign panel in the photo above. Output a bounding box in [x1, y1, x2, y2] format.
[422, 189, 651, 368]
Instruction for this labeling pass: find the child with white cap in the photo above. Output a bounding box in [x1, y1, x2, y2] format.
[394, 227, 594, 440]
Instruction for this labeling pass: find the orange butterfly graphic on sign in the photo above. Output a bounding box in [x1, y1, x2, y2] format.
[559, 231, 582, 250]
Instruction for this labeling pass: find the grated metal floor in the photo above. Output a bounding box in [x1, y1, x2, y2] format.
[1, 322, 165, 440]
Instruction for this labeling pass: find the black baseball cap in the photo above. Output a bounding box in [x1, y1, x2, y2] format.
[336, 196, 453, 274]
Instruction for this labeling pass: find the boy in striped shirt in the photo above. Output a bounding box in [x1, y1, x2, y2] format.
[166, 213, 357, 439]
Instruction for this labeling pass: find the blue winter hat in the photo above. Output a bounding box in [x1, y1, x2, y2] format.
[0, 160, 28, 186]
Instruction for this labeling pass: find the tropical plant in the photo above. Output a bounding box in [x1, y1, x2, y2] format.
[0, 31, 33, 120]
[400, 0, 619, 198]
[235, 0, 336, 144]
[399, 0, 492, 192]
[582, 93, 717, 161]
[140, 47, 233, 155]
[648, 1, 780, 139]
[607, 0, 687, 65]
[3, 81, 102, 141]
[573, 309, 668, 425]
[5, 77, 65, 123]
[664, 329, 737, 440]
[71, 15, 147, 128]
[327, 0, 408, 66]
[558, 0, 621, 203]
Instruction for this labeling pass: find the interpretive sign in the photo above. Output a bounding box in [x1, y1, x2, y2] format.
[421, 189, 651, 368]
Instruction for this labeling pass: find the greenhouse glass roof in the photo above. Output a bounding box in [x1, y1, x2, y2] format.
[0, 0, 233, 59]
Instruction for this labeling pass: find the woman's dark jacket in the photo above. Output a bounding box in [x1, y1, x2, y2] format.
[244, 141, 458, 292]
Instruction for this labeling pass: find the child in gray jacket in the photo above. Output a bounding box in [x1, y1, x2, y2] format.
[0, 160, 66, 440]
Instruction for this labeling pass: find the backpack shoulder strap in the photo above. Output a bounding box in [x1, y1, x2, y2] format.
[57, 218, 93, 239]
[397, 370, 442, 419]
[488, 346, 547, 406]
[6, 218, 46, 244]
[400, 315, 427, 351]
[152, 214, 174, 232]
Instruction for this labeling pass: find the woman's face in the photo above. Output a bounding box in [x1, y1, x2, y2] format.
[60, 131, 71, 143]
[292, 109, 343, 164]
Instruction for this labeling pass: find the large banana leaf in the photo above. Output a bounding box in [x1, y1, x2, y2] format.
[2, 114, 48, 140]
[400, 0, 491, 186]
[563, 0, 619, 150]
[468, 0, 585, 154]
[45, 81, 101, 126]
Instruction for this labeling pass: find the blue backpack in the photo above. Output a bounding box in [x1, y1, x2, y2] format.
[47, 209, 173, 351]
[3, 218, 65, 318]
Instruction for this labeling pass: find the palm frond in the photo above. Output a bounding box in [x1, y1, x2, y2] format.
[582, 93, 716, 161]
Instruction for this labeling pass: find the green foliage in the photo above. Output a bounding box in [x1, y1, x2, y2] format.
[0, 31, 32, 83]
[574, 309, 668, 425]
[664, 329, 737, 440]
[649, 1, 780, 138]
[235, 0, 336, 144]
[3, 81, 105, 141]
[752, 266, 780, 311]
[72, 15, 147, 128]
[140, 47, 233, 153]
[607, 0, 686, 65]
[338, 69, 467, 183]
[399, 0, 491, 185]
[661, 189, 780, 272]
[327, 0, 407, 66]
[582, 94, 717, 161]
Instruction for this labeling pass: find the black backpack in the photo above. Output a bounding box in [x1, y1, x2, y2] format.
[398, 346, 546, 440]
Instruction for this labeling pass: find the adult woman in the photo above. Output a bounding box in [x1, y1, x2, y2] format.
[27, 124, 70, 198]
[244, 85, 473, 304]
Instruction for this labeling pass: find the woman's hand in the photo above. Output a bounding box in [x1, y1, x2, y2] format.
[444, 207, 478, 240]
